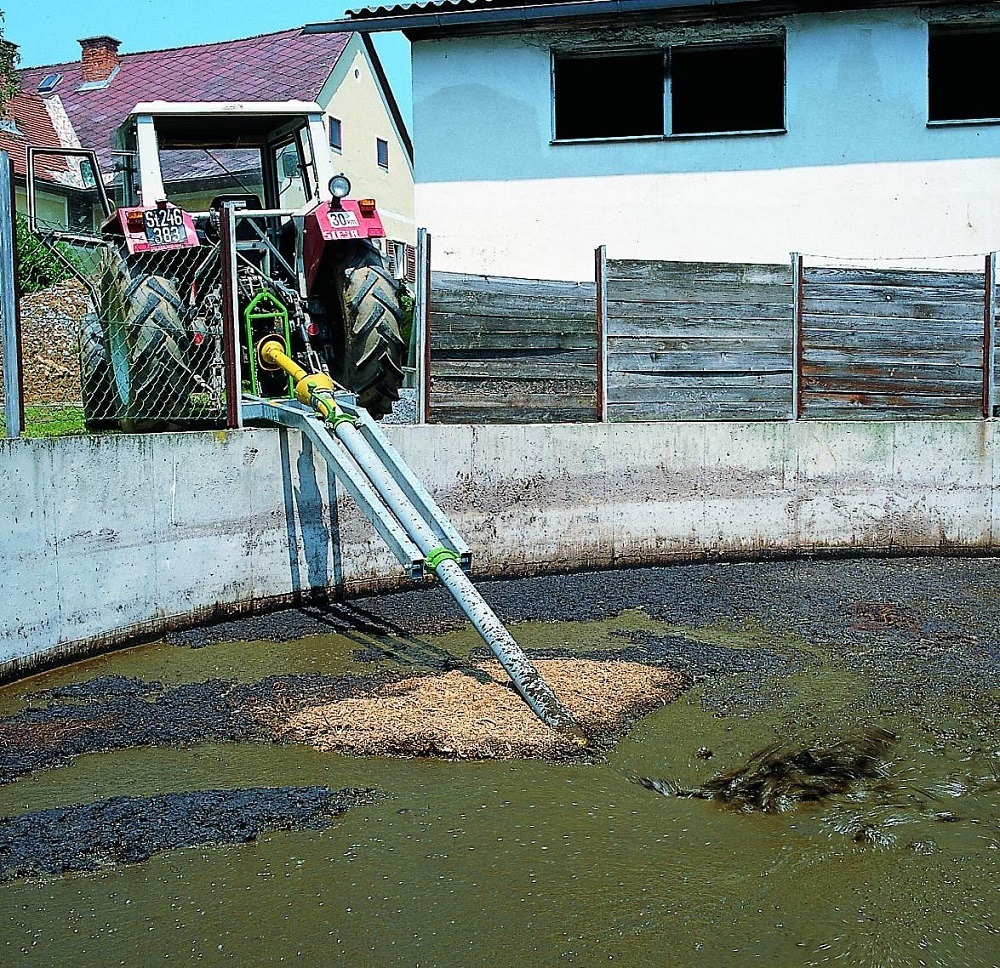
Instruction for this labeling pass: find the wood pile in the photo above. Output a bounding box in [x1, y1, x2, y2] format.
[1, 280, 89, 405]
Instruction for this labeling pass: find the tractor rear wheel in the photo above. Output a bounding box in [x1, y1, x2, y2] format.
[326, 241, 406, 419]
[80, 312, 117, 431]
[104, 272, 191, 430]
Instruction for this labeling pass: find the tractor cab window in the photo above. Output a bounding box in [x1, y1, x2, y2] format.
[273, 141, 308, 209]
[159, 147, 264, 212]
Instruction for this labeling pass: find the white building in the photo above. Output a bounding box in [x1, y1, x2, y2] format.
[314, 0, 1000, 280]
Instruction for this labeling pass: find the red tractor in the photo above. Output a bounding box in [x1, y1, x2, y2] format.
[29, 100, 407, 428]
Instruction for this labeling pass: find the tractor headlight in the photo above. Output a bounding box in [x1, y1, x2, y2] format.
[329, 174, 351, 200]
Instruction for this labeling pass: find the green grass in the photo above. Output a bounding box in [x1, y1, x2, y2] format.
[1, 404, 88, 438]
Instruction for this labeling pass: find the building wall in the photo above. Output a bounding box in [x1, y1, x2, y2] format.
[1, 419, 998, 679]
[412, 7, 1000, 279]
[321, 37, 416, 246]
[14, 185, 67, 228]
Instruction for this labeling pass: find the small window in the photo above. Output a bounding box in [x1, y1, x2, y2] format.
[329, 117, 342, 151]
[377, 137, 389, 170]
[670, 41, 784, 135]
[37, 73, 62, 94]
[928, 26, 1000, 122]
[553, 51, 664, 141]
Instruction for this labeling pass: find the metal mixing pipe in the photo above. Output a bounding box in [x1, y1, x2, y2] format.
[257, 338, 585, 741]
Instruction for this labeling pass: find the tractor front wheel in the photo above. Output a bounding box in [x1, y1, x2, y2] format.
[325, 241, 406, 419]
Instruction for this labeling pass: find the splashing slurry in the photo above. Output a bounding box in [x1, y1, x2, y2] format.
[1, 558, 1000, 966]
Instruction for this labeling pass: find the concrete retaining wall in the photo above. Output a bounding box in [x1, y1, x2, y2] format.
[2, 420, 996, 679]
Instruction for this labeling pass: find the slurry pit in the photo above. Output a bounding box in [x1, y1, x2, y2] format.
[1, 557, 999, 966]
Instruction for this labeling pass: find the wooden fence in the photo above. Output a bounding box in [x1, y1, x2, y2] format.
[426, 271, 597, 423]
[795, 260, 993, 419]
[603, 258, 793, 421]
[413, 233, 999, 423]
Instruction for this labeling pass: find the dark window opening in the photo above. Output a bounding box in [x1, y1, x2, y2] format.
[929, 26, 1000, 122]
[554, 52, 664, 140]
[670, 42, 784, 135]
[377, 137, 389, 170]
[329, 117, 342, 151]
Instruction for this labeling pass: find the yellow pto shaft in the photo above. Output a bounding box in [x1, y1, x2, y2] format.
[257, 337, 341, 422]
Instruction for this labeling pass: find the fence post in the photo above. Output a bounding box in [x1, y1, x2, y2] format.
[791, 251, 803, 420]
[984, 252, 996, 420]
[414, 227, 430, 425]
[595, 245, 608, 422]
[0, 151, 23, 438]
[219, 202, 243, 429]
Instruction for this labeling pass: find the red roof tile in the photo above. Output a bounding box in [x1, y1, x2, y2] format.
[0, 90, 69, 184]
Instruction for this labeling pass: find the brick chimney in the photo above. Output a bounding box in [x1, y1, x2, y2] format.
[79, 36, 121, 83]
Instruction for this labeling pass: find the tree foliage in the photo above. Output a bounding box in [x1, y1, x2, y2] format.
[0, 12, 18, 114]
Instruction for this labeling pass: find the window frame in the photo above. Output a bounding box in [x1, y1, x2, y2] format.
[329, 116, 343, 152]
[926, 23, 1000, 128]
[550, 35, 787, 144]
[667, 37, 786, 139]
[550, 47, 667, 144]
[376, 137, 389, 170]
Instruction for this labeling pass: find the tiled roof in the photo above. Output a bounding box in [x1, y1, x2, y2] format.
[346, 0, 604, 15]
[18, 28, 352, 178]
[0, 90, 70, 184]
[346, 0, 563, 15]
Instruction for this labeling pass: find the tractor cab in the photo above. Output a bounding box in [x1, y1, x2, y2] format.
[114, 100, 336, 217]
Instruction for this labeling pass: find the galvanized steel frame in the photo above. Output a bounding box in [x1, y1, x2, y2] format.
[0, 151, 23, 438]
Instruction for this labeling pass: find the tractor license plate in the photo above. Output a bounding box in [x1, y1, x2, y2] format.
[143, 207, 187, 245]
[327, 210, 359, 229]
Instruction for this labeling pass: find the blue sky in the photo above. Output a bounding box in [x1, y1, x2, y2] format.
[2, 1, 412, 126]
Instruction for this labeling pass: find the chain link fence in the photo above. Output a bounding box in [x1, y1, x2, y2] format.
[14, 215, 227, 433]
[80, 244, 226, 429]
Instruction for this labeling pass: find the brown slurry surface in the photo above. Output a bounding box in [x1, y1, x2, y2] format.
[268, 658, 685, 760]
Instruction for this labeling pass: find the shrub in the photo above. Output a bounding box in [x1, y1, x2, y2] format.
[14, 213, 79, 294]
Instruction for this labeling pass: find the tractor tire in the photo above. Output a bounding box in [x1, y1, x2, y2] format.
[327, 241, 406, 419]
[104, 272, 191, 430]
[79, 312, 117, 431]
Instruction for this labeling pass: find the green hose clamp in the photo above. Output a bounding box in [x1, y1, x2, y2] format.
[425, 546, 461, 573]
[328, 412, 357, 430]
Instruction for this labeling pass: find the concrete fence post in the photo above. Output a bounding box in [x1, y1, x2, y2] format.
[791, 251, 804, 421]
[414, 227, 430, 425]
[0, 150, 23, 439]
[595, 244, 608, 422]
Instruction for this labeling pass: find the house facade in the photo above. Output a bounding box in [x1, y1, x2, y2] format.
[14, 28, 415, 268]
[0, 89, 93, 231]
[319, 0, 1000, 280]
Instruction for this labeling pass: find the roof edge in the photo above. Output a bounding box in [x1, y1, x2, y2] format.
[305, 0, 978, 35]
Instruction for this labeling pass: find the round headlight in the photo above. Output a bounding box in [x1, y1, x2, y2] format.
[329, 174, 351, 200]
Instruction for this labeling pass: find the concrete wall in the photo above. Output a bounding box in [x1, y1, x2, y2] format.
[412, 7, 1000, 278]
[1, 420, 997, 679]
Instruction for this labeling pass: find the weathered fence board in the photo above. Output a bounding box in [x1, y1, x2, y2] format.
[606, 258, 794, 421]
[803, 266, 981, 288]
[798, 265, 988, 419]
[610, 400, 788, 421]
[428, 271, 597, 423]
[802, 395, 983, 418]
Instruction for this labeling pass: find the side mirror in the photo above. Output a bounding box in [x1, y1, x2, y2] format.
[281, 152, 300, 180]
